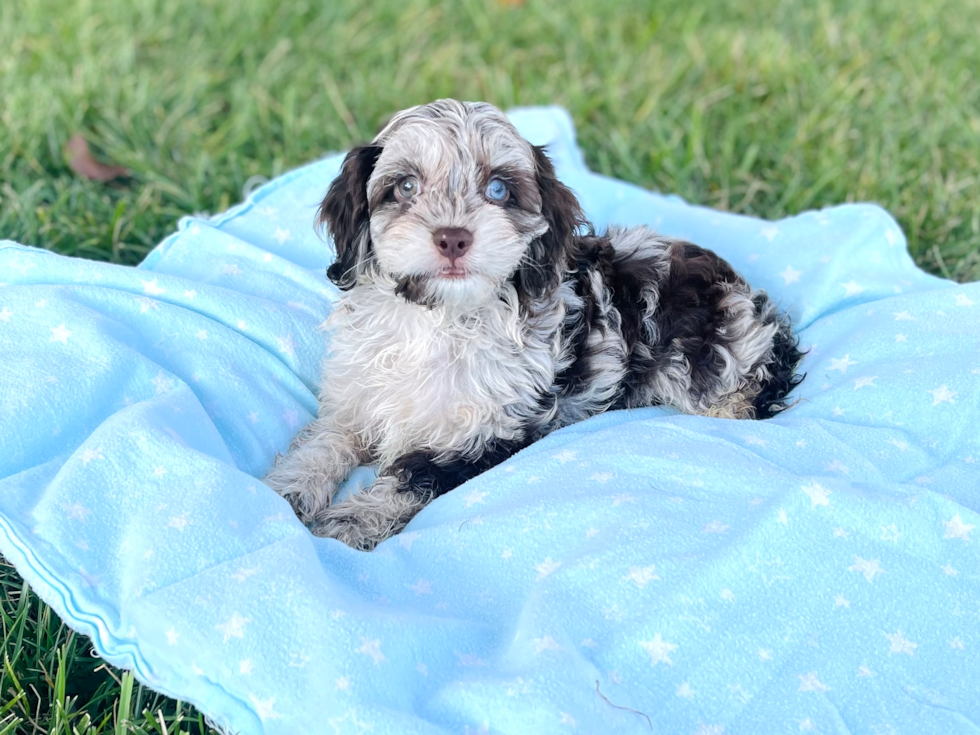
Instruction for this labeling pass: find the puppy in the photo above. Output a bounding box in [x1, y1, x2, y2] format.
[264, 99, 803, 550]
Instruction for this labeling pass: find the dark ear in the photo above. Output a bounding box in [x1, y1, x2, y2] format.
[517, 145, 588, 298]
[317, 145, 382, 290]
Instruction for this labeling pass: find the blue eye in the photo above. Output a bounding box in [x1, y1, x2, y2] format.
[485, 178, 509, 203]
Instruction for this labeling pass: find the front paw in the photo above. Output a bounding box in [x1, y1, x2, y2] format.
[309, 475, 427, 551]
[309, 512, 386, 551]
[263, 455, 338, 524]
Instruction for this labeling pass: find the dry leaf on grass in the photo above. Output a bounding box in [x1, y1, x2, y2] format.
[66, 134, 129, 182]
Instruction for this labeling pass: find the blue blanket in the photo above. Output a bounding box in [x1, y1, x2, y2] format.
[2, 107, 978, 735]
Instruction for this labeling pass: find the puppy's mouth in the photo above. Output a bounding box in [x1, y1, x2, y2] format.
[437, 265, 469, 279]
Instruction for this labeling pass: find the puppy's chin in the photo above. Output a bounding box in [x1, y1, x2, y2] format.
[432, 271, 499, 308]
[394, 271, 500, 311]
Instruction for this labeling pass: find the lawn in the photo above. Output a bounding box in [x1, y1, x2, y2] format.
[2, 0, 979, 731]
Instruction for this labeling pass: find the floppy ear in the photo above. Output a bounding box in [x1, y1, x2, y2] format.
[516, 145, 588, 298]
[317, 145, 382, 290]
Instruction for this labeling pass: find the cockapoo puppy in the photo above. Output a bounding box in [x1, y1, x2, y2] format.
[264, 99, 803, 550]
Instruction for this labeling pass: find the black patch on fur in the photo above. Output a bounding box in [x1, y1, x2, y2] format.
[641, 241, 743, 402]
[523, 391, 559, 443]
[513, 146, 589, 300]
[603, 244, 679, 410]
[604, 240, 805, 416]
[317, 145, 382, 290]
[606, 248, 664, 354]
[387, 439, 530, 500]
[526, 228, 804, 423]
[750, 293, 806, 418]
[394, 274, 438, 308]
[551, 235, 618, 401]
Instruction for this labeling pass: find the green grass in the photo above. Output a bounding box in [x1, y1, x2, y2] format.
[1, 0, 979, 729]
[0, 560, 218, 734]
[3, 0, 979, 277]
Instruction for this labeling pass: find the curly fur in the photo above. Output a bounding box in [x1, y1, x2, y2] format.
[263, 99, 804, 550]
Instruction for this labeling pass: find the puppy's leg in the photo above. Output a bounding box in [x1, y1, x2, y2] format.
[263, 416, 364, 523]
[311, 440, 526, 550]
[309, 473, 428, 551]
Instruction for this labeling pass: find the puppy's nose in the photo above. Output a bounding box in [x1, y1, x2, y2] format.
[433, 227, 473, 265]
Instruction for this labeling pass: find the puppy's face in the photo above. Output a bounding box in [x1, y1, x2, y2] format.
[319, 100, 583, 308]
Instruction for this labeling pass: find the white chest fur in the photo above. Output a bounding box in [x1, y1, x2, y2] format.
[320, 285, 557, 467]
